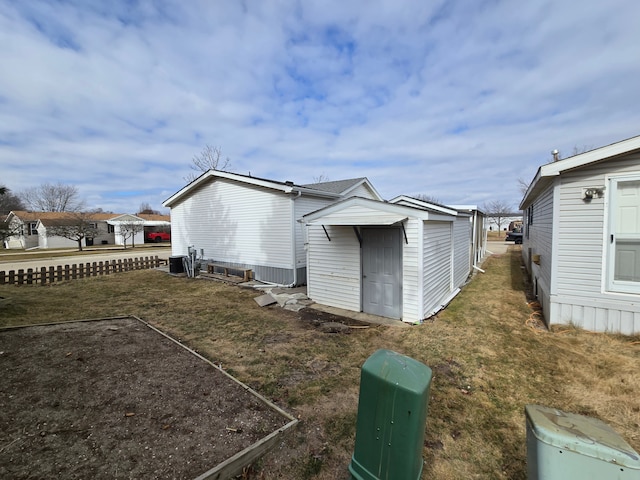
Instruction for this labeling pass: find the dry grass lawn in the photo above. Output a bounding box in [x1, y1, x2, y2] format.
[1, 247, 639, 479]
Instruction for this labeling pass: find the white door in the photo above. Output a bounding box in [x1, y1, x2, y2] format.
[609, 177, 640, 293]
[362, 228, 402, 319]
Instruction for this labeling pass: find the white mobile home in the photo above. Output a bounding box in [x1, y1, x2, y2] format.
[162, 170, 381, 286]
[521, 134, 640, 335]
[302, 197, 472, 323]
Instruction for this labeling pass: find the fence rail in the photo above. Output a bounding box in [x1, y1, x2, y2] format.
[0, 256, 168, 286]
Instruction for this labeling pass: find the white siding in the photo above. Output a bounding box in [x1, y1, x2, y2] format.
[525, 153, 640, 334]
[170, 179, 293, 269]
[550, 155, 640, 333]
[306, 225, 361, 312]
[423, 221, 453, 315]
[453, 216, 472, 287]
[294, 195, 336, 269]
[402, 219, 422, 322]
[345, 183, 378, 200]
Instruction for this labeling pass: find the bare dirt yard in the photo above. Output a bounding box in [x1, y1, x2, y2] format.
[0, 317, 293, 480]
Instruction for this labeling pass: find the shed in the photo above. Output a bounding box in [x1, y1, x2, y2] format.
[162, 170, 381, 286]
[302, 197, 472, 323]
[520, 134, 640, 334]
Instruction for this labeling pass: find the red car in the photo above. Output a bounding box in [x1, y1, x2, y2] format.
[147, 231, 171, 243]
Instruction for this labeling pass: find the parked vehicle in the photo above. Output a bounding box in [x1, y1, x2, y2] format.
[505, 231, 522, 244]
[146, 231, 171, 243]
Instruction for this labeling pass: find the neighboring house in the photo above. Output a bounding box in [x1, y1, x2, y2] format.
[301, 196, 473, 323]
[107, 213, 171, 246]
[162, 170, 382, 286]
[4, 211, 171, 249]
[520, 134, 640, 335]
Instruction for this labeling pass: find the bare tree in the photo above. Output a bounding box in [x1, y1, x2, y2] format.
[483, 199, 515, 232]
[20, 182, 84, 212]
[312, 173, 330, 183]
[412, 193, 442, 204]
[517, 177, 530, 196]
[0, 185, 25, 215]
[137, 202, 159, 215]
[184, 145, 231, 182]
[119, 219, 145, 249]
[45, 211, 99, 251]
[0, 219, 22, 248]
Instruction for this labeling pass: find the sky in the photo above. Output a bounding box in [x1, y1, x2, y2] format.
[2, 0, 640, 214]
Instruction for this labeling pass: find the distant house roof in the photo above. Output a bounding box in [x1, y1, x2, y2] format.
[7, 211, 170, 224]
[163, 170, 381, 208]
[521, 134, 640, 209]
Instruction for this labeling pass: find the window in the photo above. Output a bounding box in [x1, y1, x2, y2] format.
[608, 175, 640, 293]
[28, 222, 38, 235]
[107, 224, 115, 234]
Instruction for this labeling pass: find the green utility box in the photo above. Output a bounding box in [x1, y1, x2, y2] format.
[349, 349, 432, 480]
[526, 404, 640, 479]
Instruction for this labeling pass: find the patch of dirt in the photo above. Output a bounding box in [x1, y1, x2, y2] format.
[0, 317, 292, 480]
[298, 308, 370, 328]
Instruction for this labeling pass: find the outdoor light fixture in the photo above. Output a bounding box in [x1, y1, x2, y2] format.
[583, 187, 605, 200]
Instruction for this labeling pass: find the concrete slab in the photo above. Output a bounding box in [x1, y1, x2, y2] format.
[254, 294, 277, 307]
[308, 303, 410, 328]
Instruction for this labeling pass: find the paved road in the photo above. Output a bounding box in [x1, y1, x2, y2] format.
[486, 240, 512, 255]
[0, 247, 172, 272]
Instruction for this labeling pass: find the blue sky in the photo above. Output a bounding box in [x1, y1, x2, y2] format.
[2, 0, 640, 213]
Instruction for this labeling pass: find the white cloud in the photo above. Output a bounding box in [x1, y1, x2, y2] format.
[1, 0, 640, 214]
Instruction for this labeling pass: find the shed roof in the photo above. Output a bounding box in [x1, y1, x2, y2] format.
[520, 134, 640, 209]
[302, 196, 456, 225]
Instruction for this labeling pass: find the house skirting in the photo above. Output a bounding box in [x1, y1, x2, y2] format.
[549, 293, 640, 335]
[205, 259, 306, 287]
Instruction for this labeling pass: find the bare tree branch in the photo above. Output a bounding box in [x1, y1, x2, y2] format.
[44, 211, 99, 251]
[312, 173, 330, 183]
[412, 193, 442, 204]
[119, 219, 145, 249]
[482, 199, 516, 232]
[19, 182, 84, 212]
[184, 145, 232, 182]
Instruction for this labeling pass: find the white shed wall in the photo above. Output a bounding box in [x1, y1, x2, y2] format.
[402, 219, 422, 323]
[423, 221, 453, 315]
[306, 225, 361, 311]
[453, 216, 472, 287]
[294, 196, 337, 269]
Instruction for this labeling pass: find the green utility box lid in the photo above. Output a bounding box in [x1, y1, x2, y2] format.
[525, 404, 640, 469]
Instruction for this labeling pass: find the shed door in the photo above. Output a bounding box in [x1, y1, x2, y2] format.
[362, 228, 402, 319]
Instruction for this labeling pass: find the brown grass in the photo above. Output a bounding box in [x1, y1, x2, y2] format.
[1, 248, 638, 479]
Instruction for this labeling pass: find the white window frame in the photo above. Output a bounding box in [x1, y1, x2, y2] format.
[606, 173, 640, 294]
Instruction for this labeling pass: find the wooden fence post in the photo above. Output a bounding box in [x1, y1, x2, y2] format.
[8, 270, 15, 286]
[27, 268, 34, 285]
[40, 267, 47, 285]
[49, 266, 55, 284]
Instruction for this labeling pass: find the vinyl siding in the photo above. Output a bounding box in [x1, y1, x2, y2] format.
[550, 155, 640, 333]
[170, 178, 293, 275]
[345, 183, 378, 199]
[402, 219, 421, 322]
[453, 216, 472, 287]
[294, 195, 337, 272]
[306, 225, 361, 311]
[423, 221, 453, 315]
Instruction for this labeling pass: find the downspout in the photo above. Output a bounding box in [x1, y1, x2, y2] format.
[287, 190, 303, 287]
